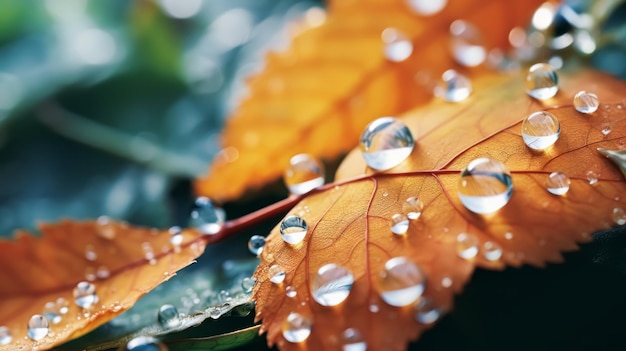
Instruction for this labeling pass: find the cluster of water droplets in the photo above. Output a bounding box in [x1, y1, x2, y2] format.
[455, 233, 503, 261]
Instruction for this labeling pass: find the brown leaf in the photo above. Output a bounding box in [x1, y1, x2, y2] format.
[252, 69, 626, 351]
[194, 0, 544, 201]
[0, 219, 205, 350]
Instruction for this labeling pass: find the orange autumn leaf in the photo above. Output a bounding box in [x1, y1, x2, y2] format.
[0, 220, 205, 350]
[195, 0, 545, 201]
[252, 69, 626, 351]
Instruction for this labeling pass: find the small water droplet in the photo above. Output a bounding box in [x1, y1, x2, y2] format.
[586, 170, 599, 185]
[43, 302, 62, 324]
[360, 116, 414, 171]
[209, 307, 221, 319]
[27, 315, 49, 341]
[458, 158, 513, 214]
[403, 197, 424, 220]
[0, 326, 11, 345]
[96, 266, 110, 279]
[613, 208, 626, 225]
[279, 216, 308, 245]
[390, 214, 409, 235]
[378, 257, 425, 307]
[525, 63, 559, 100]
[218, 290, 231, 304]
[573, 90, 599, 114]
[382, 28, 413, 62]
[449, 20, 486, 67]
[73, 282, 99, 309]
[434, 69, 472, 102]
[545, 172, 571, 195]
[142, 242, 155, 263]
[441, 276, 453, 288]
[456, 233, 479, 259]
[96, 216, 115, 239]
[504, 232, 514, 240]
[407, 0, 447, 15]
[382, 190, 389, 197]
[248, 235, 266, 256]
[522, 111, 560, 150]
[125, 336, 168, 351]
[284, 154, 325, 195]
[415, 297, 443, 324]
[369, 304, 380, 313]
[158, 304, 181, 329]
[312, 264, 354, 306]
[282, 312, 312, 343]
[189, 197, 225, 235]
[241, 277, 256, 293]
[286, 286, 297, 298]
[268, 265, 286, 284]
[85, 245, 97, 261]
[341, 328, 367, 351]
[169, 226, 183, 248]
[56, 298, 69, 314]
[482, 241, 503, 261]
[601, 125, 611, 136]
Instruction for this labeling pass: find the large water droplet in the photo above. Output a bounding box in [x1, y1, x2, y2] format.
[189, 197, 225, 235]
[482, 241, 503, 261]
[573, 91, 599, 114]
[27, 314, 49, 341]
[407, 0, 447, 15]
[0, 326, 12, 345]
[158, 304, 181, 329]
[241, 277, 256, 293]
[282, 312, 312, 343]
[434, 69, 472, 102]
[279, 216, 308, 245]
[382, 28, 413, 62]
[378, 257, 425, 307]
[525, 63, 559, 100]
[360, 116, 414, 171]
[312, 264, 354, 306]
[73, 281, 99, 309]
[341, 328, 367, 351]
[247, 235, 266, 256]
[126, 336, 168, 351]
[522, 111, 560, 150]
[449, 20, 486, 67]
[284, 154, 325, 195]
[403, 197, 424, 220]
[286, 286, 297, 298]
[415, 297, 443, 324]
[43, 301, 62, 324]
[390, 214, 409, 235]
[456, 232, 479, 259]
[458, 158, 513, 214]
[268, 265, 286, 284]
[613, 208, 626, 225]
[546, 172, 570, 195]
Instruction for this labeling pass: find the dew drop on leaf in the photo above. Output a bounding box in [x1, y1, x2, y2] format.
[279, 216, 308, 245]
[573, 90, 599, 114]
[449, 20, 486, 67]
[522, 111, 560, 150]
[168, 226, 183, 248]
[586, 170, 599, 185]
[457, 158, 513, 214]
[268, 265, 286, 284]
[312, 264, 354, 306]
[415, 297, 443, 324]
[525, 63, 559, 100]
[434, 69, 472, 102]
[96, 215, 116, 239]
[248, 235, 266, 256]
[27, 314, 49, 341]
[601, 125, 612, 136]
[189, 197, 225, 235]
[286, 286, 297, 298]
[0, 326, 11, 345]
[381, 28, 413, 62]
[125, 336, 168, 351]
[341, 328, 367, 351]
[441, 276, 453, 288]
[96, 265, 110, 279]
[157, 304, 181, 330]
[613, 207, 626, 225]
[378, 257, 425, 307]
[406, 0, 447, 15]
[359, 116, 415, 171]
[284, 154, 325, 195]
[241, 277, 256, 293]
[456, 232, 479, 259]
[73, 281, 99, 309]
[282, 312, 312, 343]
[402, 197, 424, 220]
[545, 171, 571, 195]
[390, 214, 410, 235]
[43, 301, 62, 324]
[482, 241, 503, 261]
[84, 244, 97, 261]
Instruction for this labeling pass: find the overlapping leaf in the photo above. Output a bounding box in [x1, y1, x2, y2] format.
[252, 70, 626, 351]
[0, 220, 205, 350]
[195, 0, 544, 201]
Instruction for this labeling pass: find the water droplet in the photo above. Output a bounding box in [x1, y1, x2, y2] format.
[73, 281, 99, 309]
[241, 277, 256, 293]
[360, 116, 414, 170]
[457, 158, 513, 214]
[279, 216, 308, 245]
[456, 232, 479, 259]
[189, 197, 225, 235]
[169, 226, 183, 248]
[586, 170, 598, 185]
[434, 69, 472, 102]
[85, 245, 97, 261]
[248, 235, 266, 256]
[573, 91, 599, 114]
[613, 208, 626, 225]
[96, 266, 110, 279]
[43, 302, 62, 324]
[126, 336, 168, 351]
[482, 241, 503, 261]
[390, 214, 409, 235]
[27, 315, 49, 341]
[268, 265, 286, 284]
[382, 28, 413, 62]
[378, 257, 425, 307]
[407, 0, 447, 15]
[96, 216, 116, 239]
[142, 242, 156, 264]
[504, 232, 514, 240]
[312, 264, 354, 306]
[601, 125, 611, 136]
[441, 276, 453, 288]
[545, 172, 570, 195]
[158, 304, 180, 329]
[522, 111, 560, 150]
[415, 297, 443, 324]
[286, 286, 297, 298]
[0, 326, 11, 345]
[218, 290, 231, 303]
[369, 304, 380, 313]
[403, 197, 424, 220]
[56, 297, 69, 314]
[449, 20, 486, 67]
[282, 312, 312, 343]
[284, 154, 325, 195]
[525, 63, 559, 100]
[341, 328, 367, 351]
